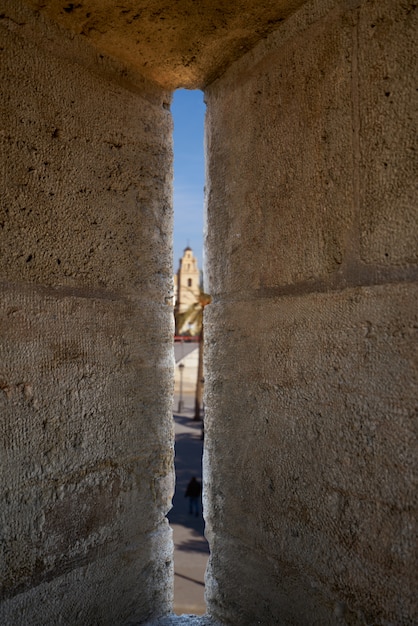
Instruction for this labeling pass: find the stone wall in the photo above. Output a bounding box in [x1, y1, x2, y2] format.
[1, 0, 416, 623]
[0, 3, 174, 624]
[204, 0, 417, 624]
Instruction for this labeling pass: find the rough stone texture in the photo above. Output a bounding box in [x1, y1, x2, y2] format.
[0, 1, 172, 294]
[205, 0, 354, 293]
[204, 285, 417, 625]
[21, 0, 307, 90]
[357, 0, 418, 266]
[1, 0, 417, 624]
[204, 0, 417, 624]
[0, 3, 174, 624]
[204, 0, 418, 296]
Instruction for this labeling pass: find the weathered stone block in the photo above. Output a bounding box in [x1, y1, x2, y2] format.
[204, 283, 417, 624]
[205, 2, 354, 295]
[0, 6, 174, 623]
[0, 14, 173, 296]
[358, 0, 417, 266]
[0, 286, 174, 619]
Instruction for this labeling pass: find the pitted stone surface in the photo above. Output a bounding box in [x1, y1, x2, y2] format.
[0, 4, 173, 293]
[20, 0, 306, 89]
[203, 0, 417, 624]
[1, 1, 174, 623]
[1, 0, 416, 624]
[357, 0, 418, 266]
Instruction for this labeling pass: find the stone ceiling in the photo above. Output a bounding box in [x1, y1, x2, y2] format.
[23, 0, 306, 89]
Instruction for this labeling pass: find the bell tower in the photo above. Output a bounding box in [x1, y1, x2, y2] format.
[176, 246, 200, 315]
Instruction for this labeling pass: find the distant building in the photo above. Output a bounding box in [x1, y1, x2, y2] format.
[174, 246, 200, 334]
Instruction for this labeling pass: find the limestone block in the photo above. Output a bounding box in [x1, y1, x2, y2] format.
[204, 283, 417, 624]
[358, 0, 417, 266]
[0, 13, 173, 296]
[18, 0, 307, 90]
[1, 525, 173, 626]
[203, 5, 417, 618]
[205, 2, 354, 295]
[0, 6, 175, 623]
[0, 286, 175, 622]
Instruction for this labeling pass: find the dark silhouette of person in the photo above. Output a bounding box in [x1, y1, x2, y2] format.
[185, 476, 201, 517]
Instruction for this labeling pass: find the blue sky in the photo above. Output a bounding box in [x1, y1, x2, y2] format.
[172, 89, 206, 273]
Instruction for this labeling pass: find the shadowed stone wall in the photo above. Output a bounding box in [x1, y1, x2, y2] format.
[0, 3, 174, 624]
[204, 0, 417, 624]
[1, 0, 416, 624]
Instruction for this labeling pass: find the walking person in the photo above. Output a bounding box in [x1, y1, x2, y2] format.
[185, 476, 201, 517]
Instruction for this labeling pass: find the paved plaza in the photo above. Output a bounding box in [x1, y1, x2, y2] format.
[169, 345, 208, 616]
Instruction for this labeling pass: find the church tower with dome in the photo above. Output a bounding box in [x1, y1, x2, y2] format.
[174, 247, 200, 332]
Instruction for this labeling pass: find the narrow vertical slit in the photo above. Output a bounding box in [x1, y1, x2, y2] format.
[168, 89, 208, 616]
